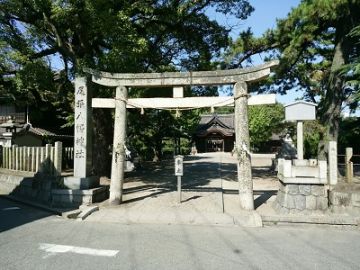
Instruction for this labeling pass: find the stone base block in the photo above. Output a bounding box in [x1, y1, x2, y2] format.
[63, 176, 99, 190]
[274, 182, 328, 214]
[329, 184, 360, 214]
[52, 186, 108, 207]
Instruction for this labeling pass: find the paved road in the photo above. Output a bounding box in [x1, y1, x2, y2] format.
[1, 197, 360, 270]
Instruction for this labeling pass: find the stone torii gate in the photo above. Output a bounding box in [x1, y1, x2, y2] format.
[74, 60, 278, 210]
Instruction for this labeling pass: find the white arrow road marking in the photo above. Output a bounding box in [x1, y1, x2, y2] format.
[2, 207, 21, 211]
[39, 243, 119, 258]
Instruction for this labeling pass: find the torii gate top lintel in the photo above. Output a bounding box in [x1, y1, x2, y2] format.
[84, 60, 279, 88]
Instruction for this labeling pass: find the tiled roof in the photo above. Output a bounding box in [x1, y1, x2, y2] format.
[28, 127, 57, 136]
[16, 125, 73, 139]
[199, 114, 235, 129]
[195, 114, 235, 137]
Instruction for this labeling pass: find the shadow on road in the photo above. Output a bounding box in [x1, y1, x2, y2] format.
[0, 196, 54, 233]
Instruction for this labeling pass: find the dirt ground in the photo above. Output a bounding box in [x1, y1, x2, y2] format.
[98, 152, 279, 215]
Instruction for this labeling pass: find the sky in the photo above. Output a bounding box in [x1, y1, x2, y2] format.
[211, 0, 302, 104]
[212, 0, 301, 38]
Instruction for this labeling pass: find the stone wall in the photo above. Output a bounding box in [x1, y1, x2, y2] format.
[0, 171, 53, 203]
[274, 182, 328, 214]
[0, 171, 108, 208]
[329, 183, 360, 214]
[52, 187, 108, 207]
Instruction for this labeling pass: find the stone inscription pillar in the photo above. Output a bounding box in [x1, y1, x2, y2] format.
[109, 86, 128, 205]
[74, 76, 93, 178]
[65, 76, 99, 190]
[234, 82, 254, 210]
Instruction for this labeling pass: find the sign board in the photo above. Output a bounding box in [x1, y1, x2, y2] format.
[175, 155, 183, 176]
[285, 101, 316, 121]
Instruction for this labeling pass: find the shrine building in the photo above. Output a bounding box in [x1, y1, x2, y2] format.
[194, 114, 235, 153]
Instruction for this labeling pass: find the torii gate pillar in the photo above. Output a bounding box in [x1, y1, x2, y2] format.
[109, 86, 128, 204]
[234, 82, 254, 210]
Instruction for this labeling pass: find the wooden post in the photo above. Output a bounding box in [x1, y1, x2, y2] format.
[50, 145, 55, 175]
[39, 147, 45, 173]
[3, 147, 6, 169]
[19, 146, 23, 171]
[35, 147, 40, 172]
[234, 82, 254, 210]
[9, 146, 13, 170]
[24, 147, 28, 171]
[54, 141, 63, 176]
[109, 85, 127, 205]
[7, 147, 10, 169]
[1, 146, 3, 168]
[15, 146, 19, 171]
[26, 147, 30, 171]
[31, 147, 35, 172]
[345, 147, 353, 183]
[45, 144, 51, 175]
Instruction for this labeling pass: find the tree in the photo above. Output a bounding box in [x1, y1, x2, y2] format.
[1, 0, 254, 173]
[225, 0, 360, 158]
[248, 103, 284, 151]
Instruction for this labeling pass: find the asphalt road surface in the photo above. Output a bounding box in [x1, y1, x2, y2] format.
[0, 197, 360, 270]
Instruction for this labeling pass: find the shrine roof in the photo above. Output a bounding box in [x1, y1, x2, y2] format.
[195, 114, 235, 137]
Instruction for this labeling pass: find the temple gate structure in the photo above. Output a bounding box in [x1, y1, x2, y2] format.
[71, 61, 278, 211]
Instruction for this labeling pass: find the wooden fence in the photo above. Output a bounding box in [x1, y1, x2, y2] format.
[0, 142, 73, 176]
[63, 147, 74, 170]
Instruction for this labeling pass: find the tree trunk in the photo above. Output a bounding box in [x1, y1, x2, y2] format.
[318, 27, 349, 160]
[152, 140, 162, 162]
[92, 108, 113, 177]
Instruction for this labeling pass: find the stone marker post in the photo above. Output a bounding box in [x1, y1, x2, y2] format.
[175, 155, 184, 203]
[65, 76, 99, 190]
[234, 82, 254, 210]
[109, 86, 128, 205]
[297, 121, 304, 160]
[328, 141, 338, 185]
[74, 76, 93, 177]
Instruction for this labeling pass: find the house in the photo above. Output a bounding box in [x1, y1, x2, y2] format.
[0, 104, 26, 146]
[13, 124, 73, 147]
[194, 114, 235, 153]
[0, 104, 26, 124]
[0, 104, 73, 147]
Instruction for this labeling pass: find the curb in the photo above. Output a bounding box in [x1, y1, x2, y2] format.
[261, 214, 360, 226]
[76, 206, 99, 221]
[84, 208, 264, 228]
